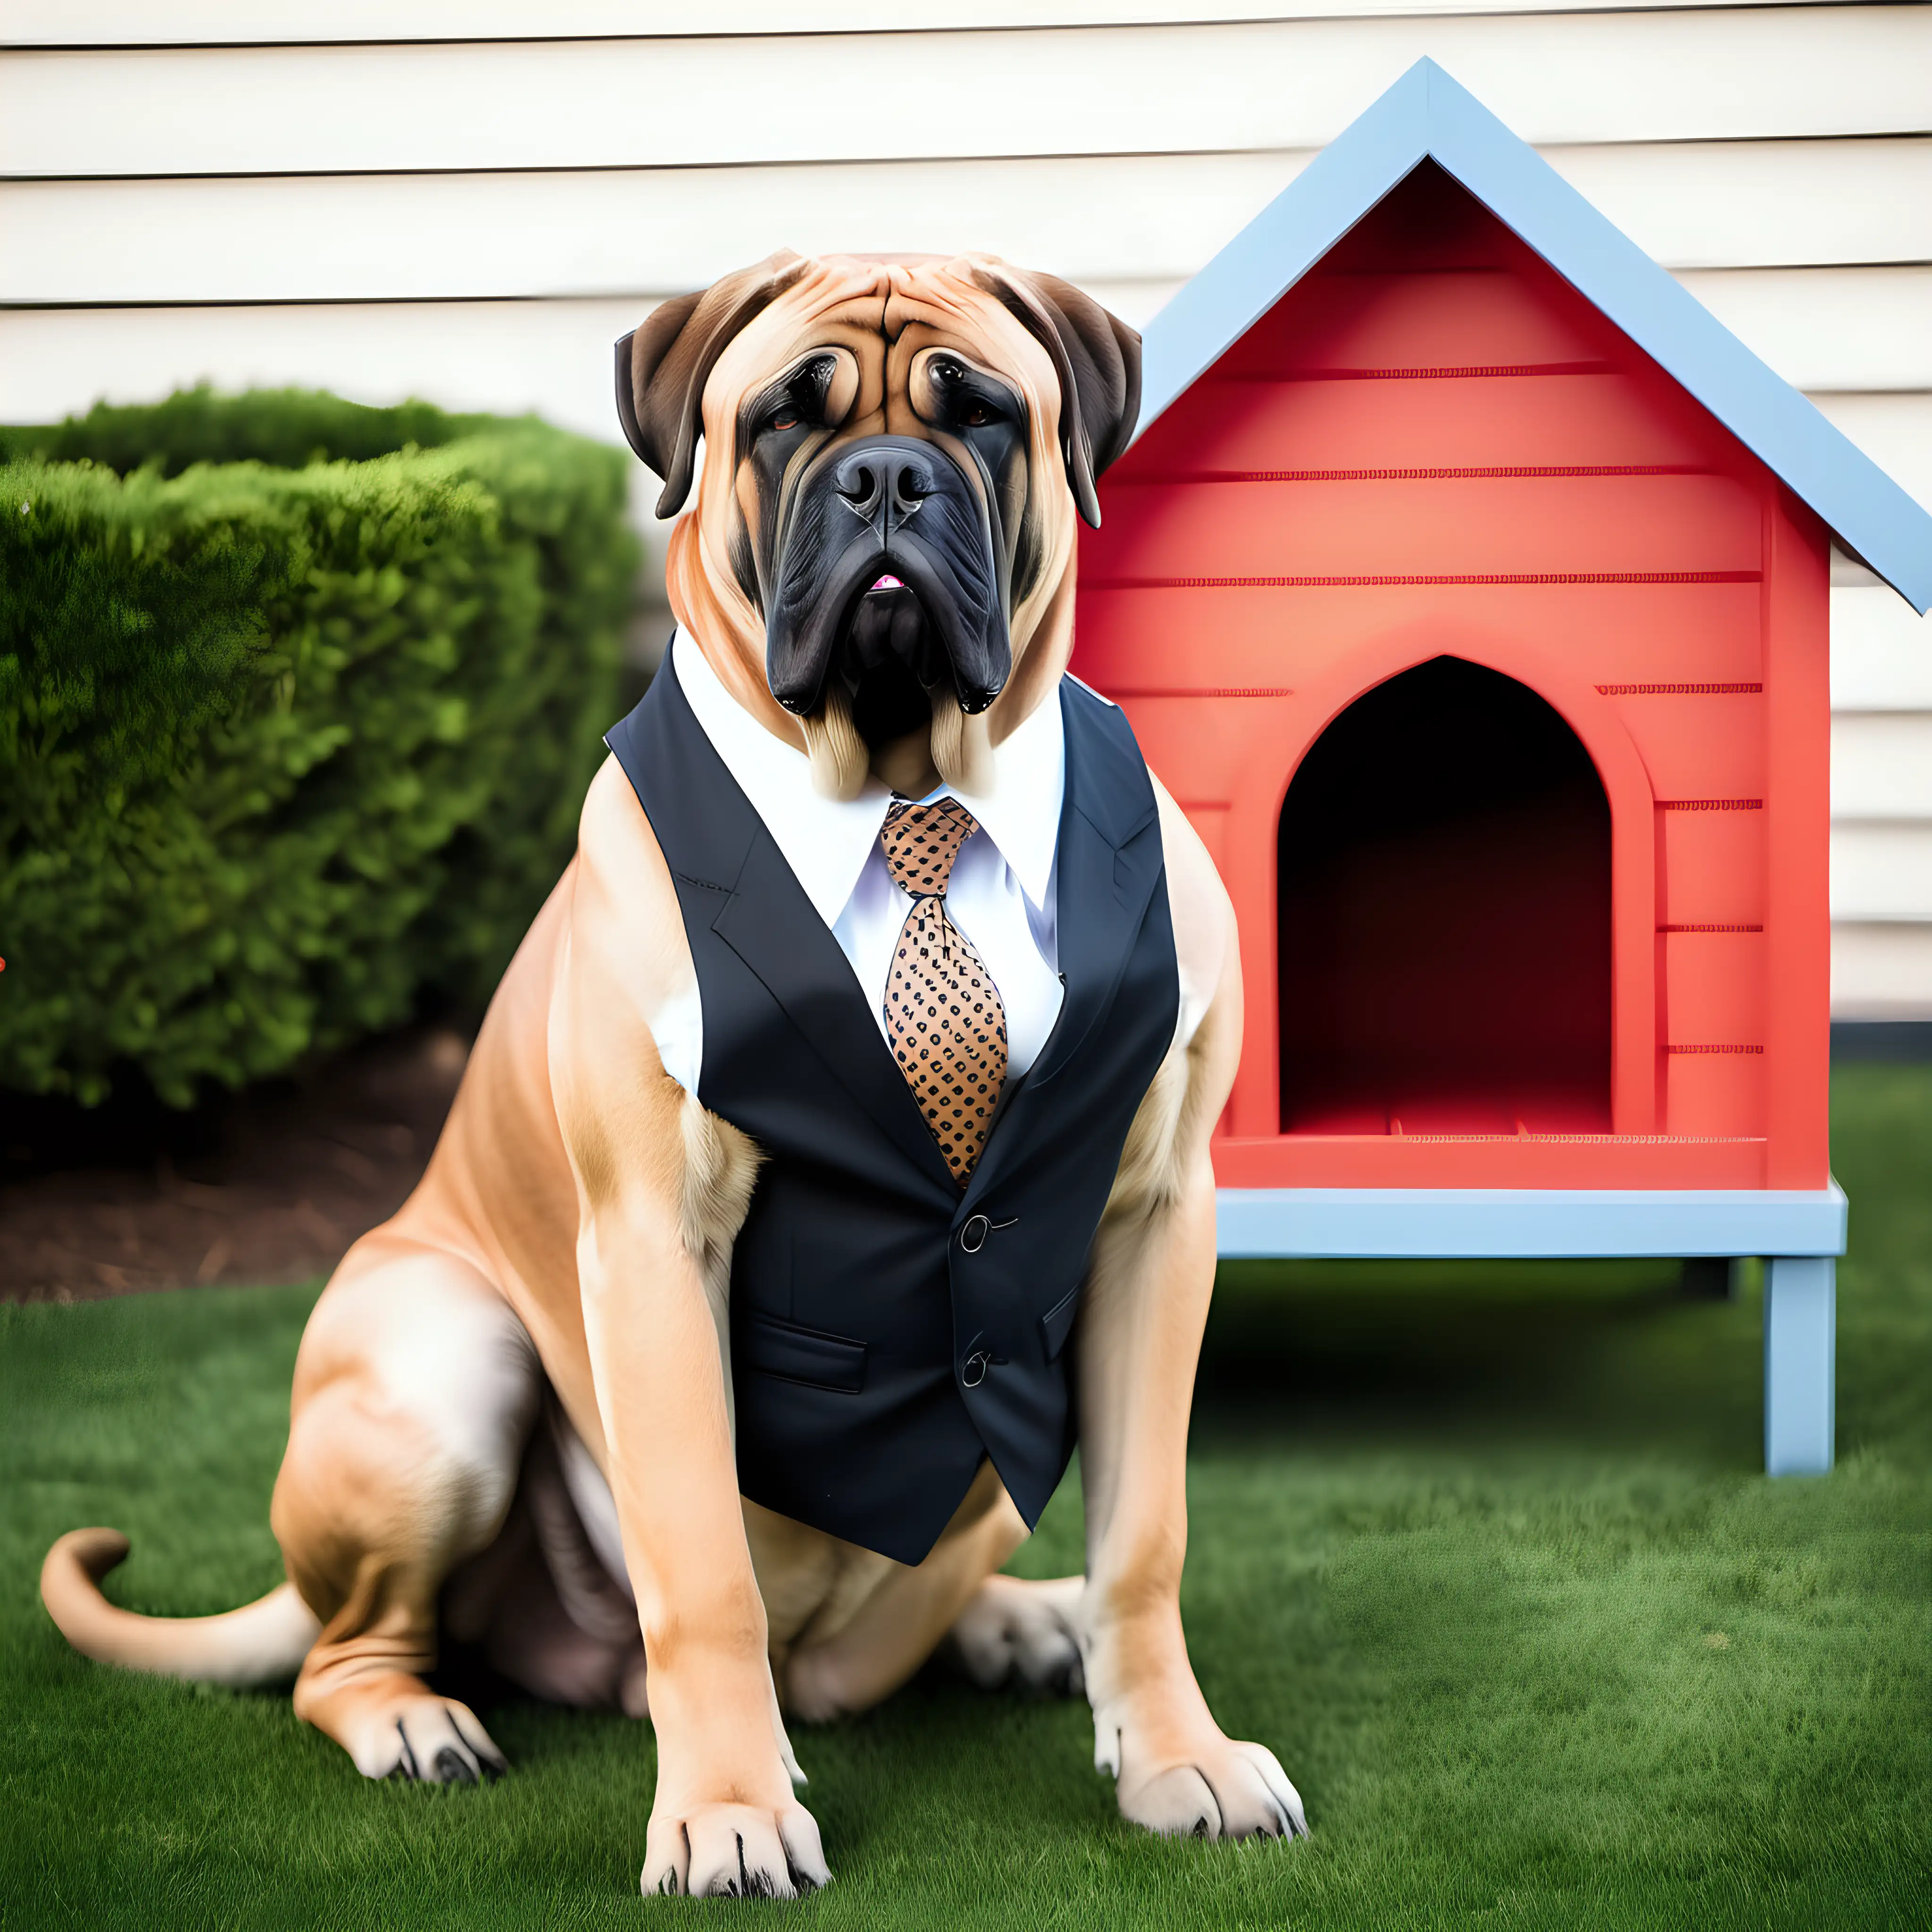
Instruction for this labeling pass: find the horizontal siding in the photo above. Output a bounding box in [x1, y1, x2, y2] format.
[0, 296, 662, 447]
[1834, 589, 1932, 1016]
[1664, 1055, 1763, 1137]
[1, 3, 1925, 1016]
[1555, 137, 1932, 271]
[7, 11, 1927, 170]
[1833, 925, 1932, 1020]
[6, 147, 1927, 307]
[1075, 582, 1765, 688]
[0, 0, 1849, 47]
[1215, 266, 1610, 371]
[1609, 692, 1768, 802]
[3, 298, 1922, 469]
[1832, 825, 1932, 922]
[1132, 371, 1725, 471]
[1831, 714, 1932, 822]
[1663, 930, 1766, 1043]
[0, 288, 1191, 506]
[20, 158, 1297, 304]
[1661, 812, 1766, 927]
[1085, 474, 1764, 579]
[1831, 584, 1932, 712]
[1676, 267, 1932, 393]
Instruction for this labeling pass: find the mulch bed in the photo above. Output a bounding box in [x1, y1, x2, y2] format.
[0, 1026, 471, 1303]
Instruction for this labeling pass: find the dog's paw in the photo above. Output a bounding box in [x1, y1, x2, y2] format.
[641, 1799, 830, 1899]
[369, 1694, 508, 1785]
[1102, 1722, 1307, 1843]
[947, 1574, 1085, 1697]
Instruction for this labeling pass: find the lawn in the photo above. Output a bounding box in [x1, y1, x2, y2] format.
[3, 1067, 1928, 1930]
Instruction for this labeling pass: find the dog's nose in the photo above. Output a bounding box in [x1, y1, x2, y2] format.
[832, 441, 934, 530]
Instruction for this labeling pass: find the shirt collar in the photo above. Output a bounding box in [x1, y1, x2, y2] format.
[670, 627, 1065, 924]
[950, 666, 1063, 915]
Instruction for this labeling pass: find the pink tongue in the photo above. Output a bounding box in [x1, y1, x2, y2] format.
[870, 573, 905, 591]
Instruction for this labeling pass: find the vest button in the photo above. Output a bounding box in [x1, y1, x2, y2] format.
[961, 1349, 990, 1388]
[959, 1214, 991, 1253]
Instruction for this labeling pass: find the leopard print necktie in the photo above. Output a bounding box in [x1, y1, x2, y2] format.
[879, 799, 1009, 1187]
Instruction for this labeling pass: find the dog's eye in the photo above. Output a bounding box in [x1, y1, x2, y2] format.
[767, 408, 801, 434]
[959, 401, 994, 428]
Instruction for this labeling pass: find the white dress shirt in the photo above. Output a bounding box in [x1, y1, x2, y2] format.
[650, 628, 1067, 1096]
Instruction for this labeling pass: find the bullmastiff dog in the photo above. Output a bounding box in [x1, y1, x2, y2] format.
[43, 251, 1307, 1897]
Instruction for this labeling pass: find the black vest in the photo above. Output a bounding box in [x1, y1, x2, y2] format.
[606, 666, 1178, 1565]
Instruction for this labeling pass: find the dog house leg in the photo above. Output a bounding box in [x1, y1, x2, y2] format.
[1763, 1256, 1835, 1476]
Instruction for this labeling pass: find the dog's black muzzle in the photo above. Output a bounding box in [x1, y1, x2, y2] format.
[766, 435, 1010, 739]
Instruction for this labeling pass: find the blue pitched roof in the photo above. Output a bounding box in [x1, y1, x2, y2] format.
[1136, 59, 1932, 614]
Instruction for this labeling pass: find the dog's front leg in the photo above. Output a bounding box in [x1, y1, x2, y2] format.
[574, 1178, 824, 1897]
[1074, 1010, 1309, 1843]
[555, 779, 827, 1899]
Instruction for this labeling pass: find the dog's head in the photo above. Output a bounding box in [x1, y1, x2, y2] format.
[616, 253, 1139, 795]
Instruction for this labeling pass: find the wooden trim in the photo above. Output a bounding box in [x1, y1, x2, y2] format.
[1212, 1133, 1764, 1191]
[1222, 617, 1657, 1140]
[1762, 488, 1833, 1186]
[1216, 1179, 1845, 1257]
[1133, 58, 1932, 609]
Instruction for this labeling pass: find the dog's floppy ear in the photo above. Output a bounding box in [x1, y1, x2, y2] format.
[972, 266, 1141, 529]
[616, 251, 807, 518]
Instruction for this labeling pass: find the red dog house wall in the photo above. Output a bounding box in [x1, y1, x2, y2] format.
[1071, 63, 1932, 1475]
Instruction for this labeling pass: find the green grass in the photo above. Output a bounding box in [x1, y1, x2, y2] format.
[4, 1067, 1929, 1930]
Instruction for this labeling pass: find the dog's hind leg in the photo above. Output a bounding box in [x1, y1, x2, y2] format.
[270, 1239, 541, 1783]
[780, 1462, 1032, 1723]
[944, 1574, 1087, 1698]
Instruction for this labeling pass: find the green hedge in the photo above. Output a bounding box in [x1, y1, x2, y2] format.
[0, 388, 639, 1105]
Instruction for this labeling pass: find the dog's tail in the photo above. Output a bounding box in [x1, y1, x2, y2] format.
[41, 1528, 322, 1687]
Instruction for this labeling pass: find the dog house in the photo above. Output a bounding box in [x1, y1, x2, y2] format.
[1072, 62, 1932, 1474]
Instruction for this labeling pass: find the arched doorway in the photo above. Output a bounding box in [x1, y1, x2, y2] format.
[1277, 656, 1613, 1135]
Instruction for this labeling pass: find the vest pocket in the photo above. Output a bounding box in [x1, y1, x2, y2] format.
[737, 1311, 867, 1394]
[1039, 1283, 1083, 1361]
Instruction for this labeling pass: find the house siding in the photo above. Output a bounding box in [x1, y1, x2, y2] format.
[2, 2, 1924, 1014]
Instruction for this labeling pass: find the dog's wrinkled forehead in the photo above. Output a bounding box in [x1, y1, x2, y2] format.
[616, 251, 1141, 527]
[703, 258, 1059, 450]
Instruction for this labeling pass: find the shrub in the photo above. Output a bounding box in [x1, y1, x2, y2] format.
[0, 388, 639, 1105]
